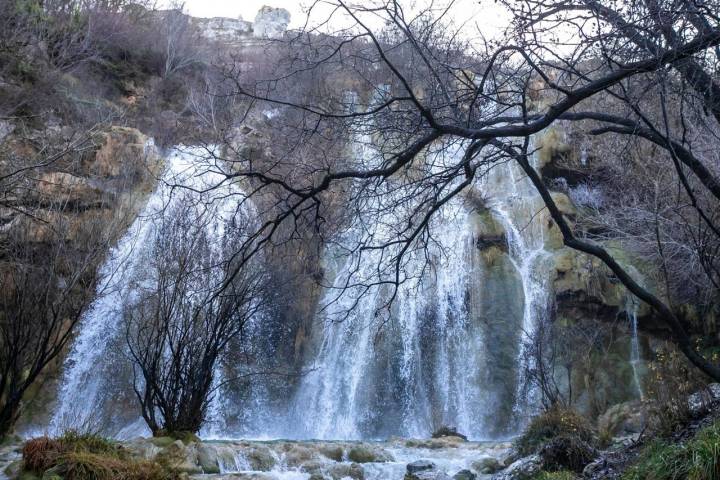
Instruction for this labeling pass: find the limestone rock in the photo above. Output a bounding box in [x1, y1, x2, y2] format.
[197, 442, 221, 474]
[36, 172, 106, 207]
[347, 445, 393, 463]
[598, 401, 646, 437]
[318, 443, 344, 461]
[195, 16, 252, 42]
[326, 462, 364, 480]
[492, 455, 542, 480]
[245, 445, 276, 471]
[407, 460, 436, 474]
[405, 461, 452, 480]
[253, 6, 290, 38]
[688, 383, 720, 416]
[453, 469, 477, 480]
[472, 455, 502, 474]
[582, 457, 616, 479]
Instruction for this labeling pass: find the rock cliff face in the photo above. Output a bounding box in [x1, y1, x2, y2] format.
[253, 6, 291, 39]
[1, 125, 161, 429]
[192, 5, 290, 42]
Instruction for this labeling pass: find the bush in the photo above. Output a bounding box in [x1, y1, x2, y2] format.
[22, 431, 179, 480]
[539, 435, 596, 473]
[623, 420, 720, 480]
[644, 344, 707, 437]
[515, 408, 596, 457]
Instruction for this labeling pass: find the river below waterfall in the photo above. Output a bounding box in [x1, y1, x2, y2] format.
[123, 437, 512, 480]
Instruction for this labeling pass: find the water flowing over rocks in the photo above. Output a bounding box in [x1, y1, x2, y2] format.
[112, 438, 510, 480]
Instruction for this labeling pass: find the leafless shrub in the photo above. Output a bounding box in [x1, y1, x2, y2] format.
[124, 194, 267, 435]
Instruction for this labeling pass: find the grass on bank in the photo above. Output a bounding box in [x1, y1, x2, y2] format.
[21, 431, 179, 480]
[623, 420, 720, 480]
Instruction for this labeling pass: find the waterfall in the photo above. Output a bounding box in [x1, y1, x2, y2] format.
[280, 139, 555, 440]
[50, 146, 254, 438]
[48, 135, 559, 441]
[626, 298, 645, 400]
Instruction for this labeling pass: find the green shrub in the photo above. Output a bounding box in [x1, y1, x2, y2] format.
[623, 420, 720, 480]
[515, 408, 595, 457]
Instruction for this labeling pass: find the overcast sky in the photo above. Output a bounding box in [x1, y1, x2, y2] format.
[180, 1, 510, 37]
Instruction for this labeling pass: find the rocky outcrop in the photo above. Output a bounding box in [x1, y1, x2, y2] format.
[3, 124, 161, 432]
[492, 455, 542, 480]
[195, 17, 252, 42]
[253, 6, 291, 39]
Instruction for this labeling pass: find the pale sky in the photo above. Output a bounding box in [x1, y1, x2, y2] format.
[180, 0, 511, 37]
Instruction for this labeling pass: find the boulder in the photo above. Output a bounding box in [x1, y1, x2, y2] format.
[35, 172, 106, 207]
[472, 455, 503, 474]
[407, 471, 452, 480]
[407, 460, 436, 474]
[582, 457, 616, 480]
[285, 444, 318, 466]
[197, 443, 221, 474]
[431, 426, 468, 441]
[492, 455, 542, 480]
[598, 401, 645, 437]
[326, 462, 365, 479]
[453, 469, 477, 480]
[156, 439, 202, 474]
[688, 383, 720, 416]
[318, 444, 344, 461]
[253, 6, 290, 38]
[245, 445, 276, 471]
[347, 445, 392, 463]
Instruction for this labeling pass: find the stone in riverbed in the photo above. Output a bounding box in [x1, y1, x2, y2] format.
[326, 462, 364, 479]
[405, 460, 453, 480]
[407, 471, 453, 480]
[245, 445, 276, 471]
[453, 469, 477, 480]
[407, 460, 435, 474]
[196, 443, 221, 474]
[472, 455, 503, 474]
[347, 445, 393, 463]
[318, 444, 344, 461]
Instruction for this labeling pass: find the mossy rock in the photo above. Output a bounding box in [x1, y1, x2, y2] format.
[318, 444, 344, 462]
[196, 443, 220, 474]
[327, 462, 364, 479]
[245, 446, 276, 471]
[149, 437, 176, 448]
[347, 445, 391, 463]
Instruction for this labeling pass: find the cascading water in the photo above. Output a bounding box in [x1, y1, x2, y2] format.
[277, 138, 556, 440]
[49, 134, 558, 442]
[50, 146, 256, 438]
[626, 298, 645, 400]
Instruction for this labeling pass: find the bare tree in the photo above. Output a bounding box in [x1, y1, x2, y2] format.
[175, 0, 720, 381]
[0, 199, 118, 438]
[157, 4, 203, 78]
[124, 194, 266, 435]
